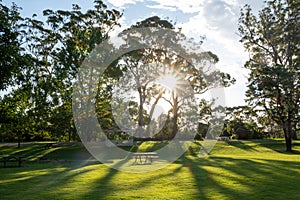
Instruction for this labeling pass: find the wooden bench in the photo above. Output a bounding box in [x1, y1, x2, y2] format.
[133, 152, 159, 165]
[0, 156, 24, 168]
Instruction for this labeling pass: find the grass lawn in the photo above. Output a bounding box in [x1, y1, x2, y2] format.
[0, 140, 300, 199]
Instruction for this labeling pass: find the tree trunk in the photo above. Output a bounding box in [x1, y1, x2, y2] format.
[17, 131, 21, 148]
[138, 88, 144, 127]
[171, 95, 178, 139]
[146, 89, 164, 137]
[136, 87, 144, 138]
[172, 115, 178, 139]
[292, 123, 298, 140]
[283, 121, 293, 152]
[285, 133, 292, 152]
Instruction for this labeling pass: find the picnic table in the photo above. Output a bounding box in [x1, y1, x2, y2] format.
[44, 143, 59, 149]
[217, 136, 229, 141]
[133, 152, 158, 165]
[0, 156, 24, 168]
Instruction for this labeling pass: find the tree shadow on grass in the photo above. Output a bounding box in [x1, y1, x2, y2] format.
[181, 150, 300, 200]
[226, 140, 258, 152]
[273, 149, 300, 154]
[0, 158, 121, 199]
[73, 156, 132, 199]
[75, 142, 186, 199]
[0, 145, 44, 158]
[1, 142, 300, 199]
[252, 140, 300, 154]
[223, 140, 300, 155]
[76, 142, 299, 199]
[0, 143, 132, 199]
[78, 159, 187, 199]
[0, 143, 93, 163]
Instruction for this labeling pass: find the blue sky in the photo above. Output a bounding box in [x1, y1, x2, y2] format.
[2, 0, 264, 107]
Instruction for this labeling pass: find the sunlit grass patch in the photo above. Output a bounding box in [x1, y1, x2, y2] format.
[0, 140, 300, 199]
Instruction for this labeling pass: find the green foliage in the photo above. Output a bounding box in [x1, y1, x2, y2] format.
[0, 89, 34, 145]
[0, 1, 122, 142]
[114, 16, 235, 140]
[153, 114, 176, 140]
[239, 0, 300, 151]
[194, 122, 209, 140]
[48, 102, 77, 142]
[132, 16, 174, 29]
[0, 3, 235, 143]
[0, 2, 27, 90]
[225, 118, 263, 140]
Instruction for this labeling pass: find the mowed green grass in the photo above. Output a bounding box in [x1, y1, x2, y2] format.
[0, 140, 300, 200]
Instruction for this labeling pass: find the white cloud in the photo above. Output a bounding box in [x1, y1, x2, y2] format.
[147, 4, 177, 12]
[178, 4, 242, 57]
[171, 0, 250, 106]
[106, 0, 264, 106]
[149, 0, 203, 13]
[223, 0, 240, 6]
[106, 0, 144, 8]
[147, 0, 241, 14]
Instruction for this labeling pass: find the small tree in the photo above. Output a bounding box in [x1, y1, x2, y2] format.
[0, 89, 33, 147]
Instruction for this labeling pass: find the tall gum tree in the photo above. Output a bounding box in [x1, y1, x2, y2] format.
[0, 2, 29, 90]
[113, 16, 235, 139]
[239, 0, 300, 151]
[1, 0, 122, 141]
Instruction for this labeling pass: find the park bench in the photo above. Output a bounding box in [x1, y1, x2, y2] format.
[133, 152, 159, 165]
[0, 156, 24, 168]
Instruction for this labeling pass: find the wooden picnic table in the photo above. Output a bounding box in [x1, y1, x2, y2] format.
[133, 152, 158, 165]
[217, 136, 229, 141]
[0, 156, 24, 168]
[44, 143, 59, 149]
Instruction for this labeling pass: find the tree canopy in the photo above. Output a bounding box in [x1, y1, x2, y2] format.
[0, 2, 28, 90]
[239, 0, 300, 151]
[0, 1, 235, 144]
[0, 1, 122, 143]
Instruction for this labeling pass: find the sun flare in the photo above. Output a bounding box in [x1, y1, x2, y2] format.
[158, 72, 181, 92]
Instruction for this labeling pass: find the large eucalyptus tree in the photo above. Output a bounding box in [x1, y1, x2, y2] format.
[239, 0, 300, 151]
